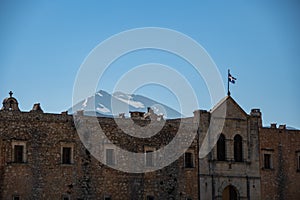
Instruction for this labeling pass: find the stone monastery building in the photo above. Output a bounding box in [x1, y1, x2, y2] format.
[0, 92, 299, 200]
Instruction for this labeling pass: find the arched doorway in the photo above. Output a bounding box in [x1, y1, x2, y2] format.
[222, 185, 238, 200]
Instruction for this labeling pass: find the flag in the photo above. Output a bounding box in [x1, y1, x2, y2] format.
[228, 73, 236, 84]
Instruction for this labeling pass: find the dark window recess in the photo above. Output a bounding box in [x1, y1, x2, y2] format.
[146, 151, 153, 166]
[298, 155, 300, 170]
[217, 134, 226, 161]
[14, 145, 24, 163]
[62, 147, 72, 164]
[184, 152, 194, 168]
[106, 149, 115, 165]
[13, 196, 20, 200]
[234, 135, 243, 162]
[146, 195, 154, 200]
[264, 154, 271, 169]
[104, 197, 111, 200]
[63, 197, 69, 200]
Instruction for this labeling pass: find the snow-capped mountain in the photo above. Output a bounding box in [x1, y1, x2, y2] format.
[68, 90, 183, 119]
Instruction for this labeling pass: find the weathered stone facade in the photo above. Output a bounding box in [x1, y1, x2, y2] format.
[197, 97, 261, 200]
[259, 126, 300, 200]
[0, 95, 199, 200]
[0, 93, 299, 200]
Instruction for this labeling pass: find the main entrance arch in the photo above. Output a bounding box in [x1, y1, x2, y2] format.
[222, 185, 239, 200]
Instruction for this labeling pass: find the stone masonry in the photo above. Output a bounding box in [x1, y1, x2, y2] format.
[0, 93, 299, 200]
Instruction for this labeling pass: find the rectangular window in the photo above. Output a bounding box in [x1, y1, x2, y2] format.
[106, 149, 115, 165]
[297, 153, 300, 171]
[104, 196, 111, 200]
[13, 195, 20, 200]
[14, 145, 24, 163]
[12, 141, 26, 163]
[62, 194, 70, 200]
[62, 147, 72, 164]
[264, 154, 271, 169]
[298, 155, 300, 170]
[146, 150, 154, 167]
[146, 195, 154, 200]
[184, 152, 194, 168]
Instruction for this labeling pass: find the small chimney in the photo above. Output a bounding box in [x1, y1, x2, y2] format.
[119, 113, 125, 118]
[30, 103, 43, 113]
[61, 111, 68, 116]
[270, 123, 277, 129]
[129, 111, 145, 119]
[278, 124, 286, 130]
[250, 109, 261, 116]
[76, 110, 84, 116]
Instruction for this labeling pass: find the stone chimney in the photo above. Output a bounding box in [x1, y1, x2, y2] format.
[30, 103, 44, 113]
[76, 110, 84, 116]
[278, 124, 286, 130]
[119, 113, 125, 118]
[129, 111, 145, 120]
[270, 123, 277, 129]
[61, 111, 68, 116]
[250, 108, 262, 127]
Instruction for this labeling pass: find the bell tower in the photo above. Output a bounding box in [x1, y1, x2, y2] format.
[1, 91, 20, 111]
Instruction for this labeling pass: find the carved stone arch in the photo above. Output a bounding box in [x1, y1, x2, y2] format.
[221, 184, 240, 200]
[218, 181, 241, 200]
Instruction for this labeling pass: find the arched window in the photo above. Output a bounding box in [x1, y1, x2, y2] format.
[217, 134, 226, 161]
[234, 134, 243, 162]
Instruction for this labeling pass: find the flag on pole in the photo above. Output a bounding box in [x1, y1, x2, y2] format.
[228, 73, 237, 84]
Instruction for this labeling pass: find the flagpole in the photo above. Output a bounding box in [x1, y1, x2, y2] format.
[227, 69, 230, 96]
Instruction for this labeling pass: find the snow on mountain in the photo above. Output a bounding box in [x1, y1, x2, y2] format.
[113, 92, 145, 109]
[69, 90, 183, 119]
[96, 103, 111, 113]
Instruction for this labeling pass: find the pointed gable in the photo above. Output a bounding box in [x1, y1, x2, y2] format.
[210, 96, 248, 120]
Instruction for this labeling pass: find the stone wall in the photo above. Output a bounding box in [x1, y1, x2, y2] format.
[0, 110, 199, 200]
[260, 126, 300, 200]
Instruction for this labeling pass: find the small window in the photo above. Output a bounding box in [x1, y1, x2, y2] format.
[13, 195, 20, 200]
[62, 194, 70, 200]
[14, 145, 24, 163]
[146, 195, 154, 200]
[217, 134, 226, 161]
[184, 152, 194, 168]
[145, 150, 154, 167]
[62, 147, 72, 164]
[106, 149, 115, 166]
[104, 196, 111, 200]
[264, 154, 271, 169]
[144, 147, 155, 167]
[186, 198, 192, 200]
[12, 141, 26, 163]
[297, 152, 300, 171]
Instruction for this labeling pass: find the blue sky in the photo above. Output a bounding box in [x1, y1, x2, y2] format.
[0, 1, 299, 128]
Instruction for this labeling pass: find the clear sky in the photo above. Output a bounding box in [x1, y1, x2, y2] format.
[0, 1, 299, 128]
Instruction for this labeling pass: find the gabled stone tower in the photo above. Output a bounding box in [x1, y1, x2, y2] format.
[196, 96, 261, 200]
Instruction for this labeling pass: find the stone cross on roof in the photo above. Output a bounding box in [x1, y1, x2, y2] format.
[9, 91, 13, 97]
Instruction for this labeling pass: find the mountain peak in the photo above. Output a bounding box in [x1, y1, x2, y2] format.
[69, 90, 182, 119]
